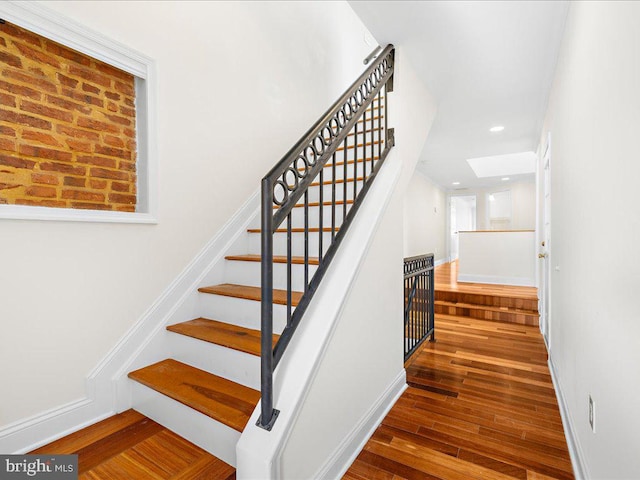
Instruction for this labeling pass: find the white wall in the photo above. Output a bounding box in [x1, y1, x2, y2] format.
[280, 187, 405, 480]
[540, 2, 640, 478]
[458, 231, 535, 286]
[0, 0, 378, 429]
[451, 181, 536, 231]
[510, 181, 537, 230]
[403, 170, 446, 261]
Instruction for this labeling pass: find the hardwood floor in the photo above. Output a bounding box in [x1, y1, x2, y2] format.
[32, 262, 569, 480]
[344, 305, 573, 478]
[30, 410, 235, 479]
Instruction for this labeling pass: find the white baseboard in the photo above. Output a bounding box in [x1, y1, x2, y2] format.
[314, 370, 407, 480]
[548, 357, 588, 480]
[0, 398, 111, 454]
[434, 258, 448, 267]
[457, 273, 535, 287]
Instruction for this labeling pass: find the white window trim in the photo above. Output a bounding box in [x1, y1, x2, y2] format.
[0, 1, 158, 224]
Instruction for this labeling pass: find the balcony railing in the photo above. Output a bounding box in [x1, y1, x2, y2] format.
[404, 253, 435, 361]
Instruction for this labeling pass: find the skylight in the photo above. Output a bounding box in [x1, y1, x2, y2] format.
[466, 152, 536, 178]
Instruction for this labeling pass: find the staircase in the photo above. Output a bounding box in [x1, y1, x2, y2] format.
[125, 89, 390, 469]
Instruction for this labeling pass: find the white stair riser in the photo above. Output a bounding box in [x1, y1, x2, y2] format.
[263, 179, 366, 209]
[131, 382, 241, 466]
[168, 332, 261, 390]
[199, 293, 288, 334]
[224, 260, 318, 291]
[248, 231, 336, 257]
[302, 157, 380, 184]
[273, 204, 356, 231]
[308, 178, 366, 202]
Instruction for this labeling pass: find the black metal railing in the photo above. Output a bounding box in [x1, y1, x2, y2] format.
[258, 45, 395, 430]
[404, 254, 435, 362]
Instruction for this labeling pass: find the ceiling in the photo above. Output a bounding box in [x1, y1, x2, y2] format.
[349, 1, 569, 190]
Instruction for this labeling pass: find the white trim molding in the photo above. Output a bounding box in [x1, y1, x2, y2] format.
[457, 273, 536, 287]
[0, 398, 110, 454]
[548, 357, 588, 480]
[315, 371, 407, 480]
[434, 257, 448, 267]
[0, 1, 158, 224]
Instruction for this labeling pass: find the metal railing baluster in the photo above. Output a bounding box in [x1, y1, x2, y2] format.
[331, 152, 336, 242]
[258, 46, 395, 430]
[287, 213, 292, 326]
[304, 190, 309, 290]
[403, 254, 435, 362]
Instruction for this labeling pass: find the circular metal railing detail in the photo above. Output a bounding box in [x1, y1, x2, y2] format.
[268, 48, 394, 209]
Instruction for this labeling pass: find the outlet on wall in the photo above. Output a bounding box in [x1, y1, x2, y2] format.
[589, 394, 596, 432]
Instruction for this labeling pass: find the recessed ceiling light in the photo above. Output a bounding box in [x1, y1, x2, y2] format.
[501, 177, 510, 181]
[489, 126, 505, 133]
[452, 181, 460, 185]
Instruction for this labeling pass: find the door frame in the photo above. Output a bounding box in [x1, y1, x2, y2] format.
[537, 133, 552, 348]
[447, 194, 477, 262]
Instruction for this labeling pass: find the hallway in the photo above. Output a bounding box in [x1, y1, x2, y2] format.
[343, 265, 573, 479]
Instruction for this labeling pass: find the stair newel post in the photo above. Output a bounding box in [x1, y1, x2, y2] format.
[258, 177, 279, 430]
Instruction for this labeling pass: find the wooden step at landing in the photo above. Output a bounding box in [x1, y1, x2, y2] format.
[128, 359, 260, 432]
[435, 300, 539, 326]
[198, 283, 303, 306]
[167, 318, 279, 356]
[435, 289, 538, 313]
[226, 254, 320, 265]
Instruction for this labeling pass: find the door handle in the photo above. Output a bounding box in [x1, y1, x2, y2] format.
[538, 253, 547, 259]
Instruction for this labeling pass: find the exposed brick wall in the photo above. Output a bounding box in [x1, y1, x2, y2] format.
[0, 21, 137, 211]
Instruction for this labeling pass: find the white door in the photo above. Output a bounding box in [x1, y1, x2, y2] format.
[449, 195, 477, 261]
[539, 136, 551, 347]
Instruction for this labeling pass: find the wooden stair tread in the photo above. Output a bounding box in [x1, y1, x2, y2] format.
[310, 176, 365, 187]
[434, 299, 539, 316]
[274, 199, 354, 209]
[247, 227, 338, 234]
[356, 114, 384, 123]
[198, 283, 302, 306]
[128, 359, 260, 432]
[436, 283, 538, 301]
[335, 140, 384, 152]
[226, 254, 320, 265]
[325, 156, 379, 168]
[167, 318, 278, 356]
[296, 157, 380, 174]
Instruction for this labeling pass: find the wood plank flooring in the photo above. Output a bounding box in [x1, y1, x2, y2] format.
[343, 314, 573, 480]
[30, 410, 235, 480]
